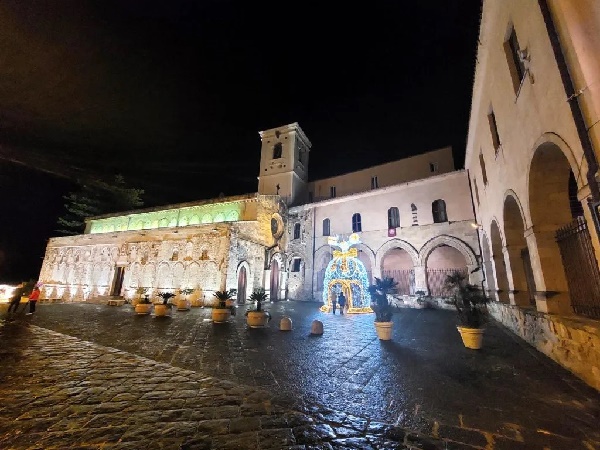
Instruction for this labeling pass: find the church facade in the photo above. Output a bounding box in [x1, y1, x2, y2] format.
[37, 122, 481, 305]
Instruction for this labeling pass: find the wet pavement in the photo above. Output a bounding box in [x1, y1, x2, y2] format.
[1, 301, 599, 449]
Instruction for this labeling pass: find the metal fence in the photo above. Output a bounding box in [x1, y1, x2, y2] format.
[427, 268, 468, 298]
[381, 269, 415, 295]
[556, 216, 600, 319]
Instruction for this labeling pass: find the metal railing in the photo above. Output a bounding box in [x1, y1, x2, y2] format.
[556, 216, 600, 319]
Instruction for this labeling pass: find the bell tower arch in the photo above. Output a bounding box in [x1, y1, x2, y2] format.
[257, 122, 311, 206]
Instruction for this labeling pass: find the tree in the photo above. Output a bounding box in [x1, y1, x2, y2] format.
[57, 175, 144, 235]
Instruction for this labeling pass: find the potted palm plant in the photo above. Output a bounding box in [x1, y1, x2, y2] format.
[212, 289, 237, 323]
[445, 272, 489, 349]
[245, 288, 271, 328]
[369, 277, 398, 340]
[177, 288, 194, 311]
[135, 293, 152, 315]
[132, 287, 148, 307]
[155, 291, 175, 317]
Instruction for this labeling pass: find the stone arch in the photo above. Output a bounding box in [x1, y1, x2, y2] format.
[269, 252, 284, 301]
[376, 239, 419, 268]
[354, 243, 376, 282]
[417, 235, 476, 267]
[172, 262, 185, 289]
[526, 134, 583, 314]
[480, 231, 495, 293]
[503, 191, 533, 306]
[184, 262, 201, 289]
[236, 260, 251, 303]
[490, 219, 510, 303]
[156, 262, 173, 289]
[313, 245, 334, 295]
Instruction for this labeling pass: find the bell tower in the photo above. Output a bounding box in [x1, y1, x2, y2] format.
[257, 122, 312, 205]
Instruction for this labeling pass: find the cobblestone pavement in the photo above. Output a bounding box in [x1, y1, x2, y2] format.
[1, 301, 600, 449]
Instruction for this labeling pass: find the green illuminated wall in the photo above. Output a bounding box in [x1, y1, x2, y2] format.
[88, 202, 243, 234]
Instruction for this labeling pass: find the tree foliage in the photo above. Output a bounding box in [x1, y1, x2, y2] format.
[57, 175, 144, 235]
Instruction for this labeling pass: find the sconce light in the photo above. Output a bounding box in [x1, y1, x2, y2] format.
[470, 222, 482, 229]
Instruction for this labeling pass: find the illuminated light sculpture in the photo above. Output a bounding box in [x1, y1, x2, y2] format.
[320, 233, 373, 314]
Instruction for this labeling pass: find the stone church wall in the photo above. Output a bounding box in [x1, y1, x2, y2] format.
[39, 224, 233, 303]
[286, 207, 315, 300]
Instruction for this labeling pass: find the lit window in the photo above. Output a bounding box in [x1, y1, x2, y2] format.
[352, 213, 362, 232]
[388, 207, 400, 228]
[330, 186, 336, 198]
[293, 223, 301, 240]
[371, 176, 379, 189]
[323, 218, 330, 236]
[432, 199, 448, 223]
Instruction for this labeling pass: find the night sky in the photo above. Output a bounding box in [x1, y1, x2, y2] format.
[0, 0, 481, 282]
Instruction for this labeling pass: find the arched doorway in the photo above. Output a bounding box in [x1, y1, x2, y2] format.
[270, 259, 280, 301]
[425, 245, 468, 297]
[503, 194, 534, 306]
[528, 142, 600, 315]
[490, 220, 510, 303]
[381, 248, 415, 295]
[314, 247, 333, 294]
[237, 265, 247, 304]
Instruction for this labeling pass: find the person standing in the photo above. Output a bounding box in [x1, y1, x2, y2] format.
[331, 295, 337, 314]
[338, 292, 347, 315]
[7, 282, 25, 315]
[27, 286, 40, 315]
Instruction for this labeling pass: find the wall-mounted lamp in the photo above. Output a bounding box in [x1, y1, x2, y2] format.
[470, 222, 482, 229]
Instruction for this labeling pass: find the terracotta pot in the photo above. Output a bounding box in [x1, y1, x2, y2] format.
[212, 308, 231, 323]
[154, 304, 171, 317]
[374, 321, 393, 340]
[457, 326, 484, 349]
[176, 299, 190, 311]
[134, 303, 152, 315]
[246, 311, 269, 328]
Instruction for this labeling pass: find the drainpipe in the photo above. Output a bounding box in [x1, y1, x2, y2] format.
[538, 0, 600, 211]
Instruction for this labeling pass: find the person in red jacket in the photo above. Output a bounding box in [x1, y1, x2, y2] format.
[27, 286, 40, 315]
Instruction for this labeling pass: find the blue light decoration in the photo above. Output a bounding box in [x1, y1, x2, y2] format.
[320, 233, 373, 314]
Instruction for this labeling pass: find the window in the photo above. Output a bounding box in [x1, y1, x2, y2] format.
[411, 203, 418, 226]
[473, 179, 480, 206]
[387, 207, 400, 228]
[479, 152, 488, 185]
[273, 143, 282, 159]
[352, 213, 362, 232]
[291, 258, 301, 272]
[330, 186, 336, 198]
[487, 108, 501, 153]
[371, 176, 379, 189]
[323, 218, 330, 236]
[293, 223, 301, 240]
[429, 162, 438, 173]
[432, 199, 448, 223]
[504, 26, 526, 92]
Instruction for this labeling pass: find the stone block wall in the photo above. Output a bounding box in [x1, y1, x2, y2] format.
[489, 302, 600, 391]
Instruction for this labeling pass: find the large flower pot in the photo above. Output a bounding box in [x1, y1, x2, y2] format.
[457, 326, 484, 349]
[374, 321, 393, 340]
[246, 311, 269, 328]
[135, 303, 152, 315]
[154, 304, 171, 317]
[176, 299, 190, 311]
[212, 308, 231, 323]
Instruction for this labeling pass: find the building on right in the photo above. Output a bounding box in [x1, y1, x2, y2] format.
[466, 0, 600, 390]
